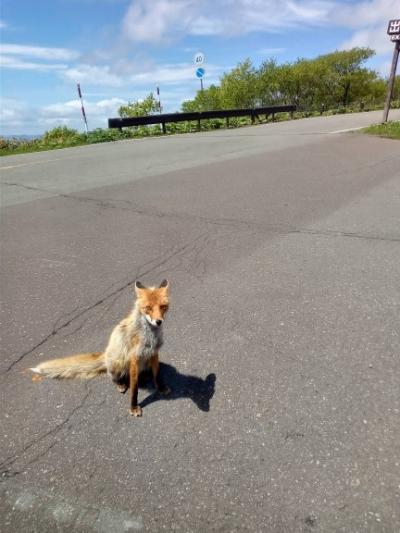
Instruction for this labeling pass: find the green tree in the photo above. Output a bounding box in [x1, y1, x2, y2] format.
[182, 84, 222, 112]
[219, 59, 258, 108]
[118, 93, 160, 117]
[181, 47, 386, 115]
[320, 48, 376, 107]
[257, 59, 282, 105]
[267, 59, 327, 110]
[391, 75, 400, 100]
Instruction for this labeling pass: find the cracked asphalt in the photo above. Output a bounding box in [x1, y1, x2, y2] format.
[1, 110, 400, 532]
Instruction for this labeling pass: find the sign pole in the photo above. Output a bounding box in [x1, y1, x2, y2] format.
[382, 41, 400, 123]
[383, 19, 400, 123]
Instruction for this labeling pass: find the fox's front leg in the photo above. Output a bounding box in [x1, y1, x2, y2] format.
[130, 356, 142, 417]
[150, 353, 170, 395]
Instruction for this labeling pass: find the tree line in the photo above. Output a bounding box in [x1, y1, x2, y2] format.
[119, 47, 399, 117]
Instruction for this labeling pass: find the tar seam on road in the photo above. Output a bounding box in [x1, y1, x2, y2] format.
[3, 180, 400, 245]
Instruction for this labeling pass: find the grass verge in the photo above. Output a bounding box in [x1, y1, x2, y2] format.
[362, 120, 400, 139]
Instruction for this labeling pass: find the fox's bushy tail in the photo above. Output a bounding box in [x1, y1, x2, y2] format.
[30, 352, 106, 379]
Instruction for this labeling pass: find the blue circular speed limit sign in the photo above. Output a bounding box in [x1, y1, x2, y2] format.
[195, 67, 205, 79]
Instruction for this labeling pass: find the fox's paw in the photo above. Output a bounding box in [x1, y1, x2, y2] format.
[130, 406, 143, 417]
[117, 384, 128, 394]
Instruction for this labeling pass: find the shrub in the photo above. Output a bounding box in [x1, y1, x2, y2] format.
[42, 126, 84, 146]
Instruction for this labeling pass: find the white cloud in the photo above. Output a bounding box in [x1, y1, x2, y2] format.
[0, 55, 67, 71]
[340, 27, 394, 55]
[257, 47, 286, 55]
[0, 96, 128, 135]
[59, 60, 224, 88]
[123, 0, 192, 42]
[334, 0, 398, 55]
[122, 0, 334, 42]
[0, 98, 26, 123]
[0, 99, 38, 132]
[121, 0, 397, 64]
[128, 62, 223, 85]
[42, 97, 126, 118]
[0, 20, 7, 29]
[332, 0, 398, 29]
[61, 64, 124, 87]
[0, 43, 79, 72]
[1, 43, 79, 60]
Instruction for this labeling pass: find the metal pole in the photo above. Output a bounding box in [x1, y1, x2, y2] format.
[200, 78, 204, 92]
[157, 85, 163, 132]
[382, 41, 400, 123]
[77, 83, 88, 133]
[156, 85, 162, 114]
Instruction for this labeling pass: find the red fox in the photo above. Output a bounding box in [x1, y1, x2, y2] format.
[30, 280, 171, 417]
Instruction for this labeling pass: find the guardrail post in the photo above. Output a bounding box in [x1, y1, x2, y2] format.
[197, 118, 201, 131]
[162, 122, 166, 134]
[226, 117, 229, 128]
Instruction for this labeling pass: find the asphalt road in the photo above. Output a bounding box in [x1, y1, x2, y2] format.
[1, 110, 400, 532]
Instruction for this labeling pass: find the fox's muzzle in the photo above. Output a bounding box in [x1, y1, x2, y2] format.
[145, 315, 163, 327]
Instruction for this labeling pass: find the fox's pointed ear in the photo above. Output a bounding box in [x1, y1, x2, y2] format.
[135, 281, 145, 296]
[159, 279, 169, 289]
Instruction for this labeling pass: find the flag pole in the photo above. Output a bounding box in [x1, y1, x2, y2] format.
[156, 84, 163, 132]
[156, 84, 162, 114]
[77, 83, 89, 133]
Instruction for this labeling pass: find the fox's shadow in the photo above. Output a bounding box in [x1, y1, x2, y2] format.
[138, 363, 216, 412]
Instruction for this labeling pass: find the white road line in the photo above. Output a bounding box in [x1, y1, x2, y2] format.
[328, 126, 366, 134]
[0, 158, 63, 170]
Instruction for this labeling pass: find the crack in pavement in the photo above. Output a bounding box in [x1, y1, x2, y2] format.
[4, 230, 210, 373]
[55, 290, 124, 342]
[0, 383, 92, 480]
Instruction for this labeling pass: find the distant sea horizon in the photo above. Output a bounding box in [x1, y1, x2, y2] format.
[1, 134, 42, 140]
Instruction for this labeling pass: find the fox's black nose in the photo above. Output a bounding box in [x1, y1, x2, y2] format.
[156, 319, 162, 326]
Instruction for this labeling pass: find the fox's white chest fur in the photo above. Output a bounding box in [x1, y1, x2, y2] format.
[136, 316, 163, 362]
[104, 311, 164, 375]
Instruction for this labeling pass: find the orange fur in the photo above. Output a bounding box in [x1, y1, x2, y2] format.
[29, 280, 170, 417]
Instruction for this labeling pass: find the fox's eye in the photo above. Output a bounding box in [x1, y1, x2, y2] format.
[160, 305, 169, 312]
[144, 306, 152, 313]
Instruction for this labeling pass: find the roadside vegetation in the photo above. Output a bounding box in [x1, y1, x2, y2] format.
[2, 47, 399, 156]
[362, 121, 400, 139]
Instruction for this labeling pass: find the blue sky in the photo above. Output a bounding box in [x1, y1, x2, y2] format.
[0, 0, 398, 135]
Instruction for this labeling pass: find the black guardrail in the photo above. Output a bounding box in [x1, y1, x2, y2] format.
[108, 105, 296, 133]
